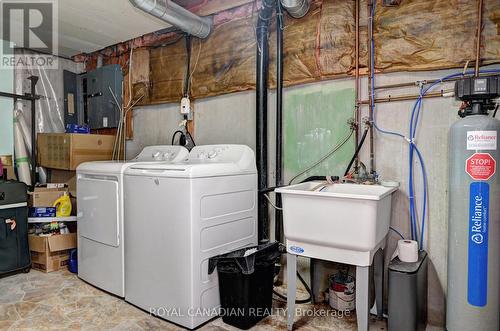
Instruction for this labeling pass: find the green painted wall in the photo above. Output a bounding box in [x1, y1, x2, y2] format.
[284, 80, 355, 182]
[0, 40, 14, 157]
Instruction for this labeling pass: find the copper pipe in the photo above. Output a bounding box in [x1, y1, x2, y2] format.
[359, 89, 454, 104]
[374, 72, 498, 91]
[367, 0, 375, 174]
[475, 0, 483, 77]
[354, 0, 360, 172]
[375, 79, 445, 90]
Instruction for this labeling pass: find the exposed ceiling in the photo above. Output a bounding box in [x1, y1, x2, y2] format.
[1, 0, 252, 58]
[57, 0, 171, 57]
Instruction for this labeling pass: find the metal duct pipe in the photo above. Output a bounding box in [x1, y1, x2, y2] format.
[129, 0, 211, 38]
[280, 0, 310, 18]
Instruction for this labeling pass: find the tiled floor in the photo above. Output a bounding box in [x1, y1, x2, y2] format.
[0, 269, 389, 330]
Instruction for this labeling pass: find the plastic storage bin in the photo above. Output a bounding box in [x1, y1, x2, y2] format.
[209, 242, 280, 330]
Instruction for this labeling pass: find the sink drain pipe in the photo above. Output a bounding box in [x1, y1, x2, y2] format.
[275, 1, 284, 244]
[255, 0, 314, 304]
[256, 0, 275, 243]
[258, 0, 311, 243]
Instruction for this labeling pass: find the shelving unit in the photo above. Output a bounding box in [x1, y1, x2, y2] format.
[28, 216, 77, 224]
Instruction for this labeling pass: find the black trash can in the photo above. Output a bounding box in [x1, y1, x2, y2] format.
[209, 242, 280, 330]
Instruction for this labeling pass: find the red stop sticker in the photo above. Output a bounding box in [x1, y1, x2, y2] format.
[465, 153, 496, 181]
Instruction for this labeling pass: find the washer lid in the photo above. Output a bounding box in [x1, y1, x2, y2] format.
[76, 145, 189, 174]
[125, 144, 256, 178]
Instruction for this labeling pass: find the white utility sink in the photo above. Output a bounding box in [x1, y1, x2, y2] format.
[278, 181, 398, 331]
[276, 181, 397, 266]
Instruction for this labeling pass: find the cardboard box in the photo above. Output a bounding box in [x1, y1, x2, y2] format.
[46, 171, 77, 214]
[49, 170, 77, 193]
[1, 156, 16, 180]
[30, 185, 68, 207]
[29, 233, 77, 273]
[37, 133, 115, 170]
[4, 165, 16, 180]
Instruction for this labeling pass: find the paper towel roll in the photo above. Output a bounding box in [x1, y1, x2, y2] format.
[391, 240, 418, 263]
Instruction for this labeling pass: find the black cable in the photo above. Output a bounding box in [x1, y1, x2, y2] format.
[183, 34, 191, 97]
[493, 103, 499, 118]
[171, 130, 184, 145]
[150, 34, 184, 49]
[186, 127, 196, 146]
[390, 226, 405, 239]
[297, 270, 312, 298]
[344, 127, 369, 176]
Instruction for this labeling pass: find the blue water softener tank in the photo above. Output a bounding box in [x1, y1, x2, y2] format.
[447, 75, 500, 330]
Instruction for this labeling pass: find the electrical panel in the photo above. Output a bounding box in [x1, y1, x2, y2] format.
[63, 70, 78, 126]
[75, 64, 123, 129]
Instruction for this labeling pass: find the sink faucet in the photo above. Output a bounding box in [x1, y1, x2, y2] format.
[344, 162, 378, 184]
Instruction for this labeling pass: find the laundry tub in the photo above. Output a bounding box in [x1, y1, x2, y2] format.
[276, 182, 397, 266]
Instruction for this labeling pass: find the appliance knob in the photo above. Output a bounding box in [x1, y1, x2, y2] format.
[153, 151, 162, 160]
[208, 151, 217, 159]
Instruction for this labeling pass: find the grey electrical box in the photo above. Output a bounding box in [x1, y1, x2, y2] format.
[63, 70, 78, 126]
[388, 251, 428, 331]
[77, 64, 123, 129]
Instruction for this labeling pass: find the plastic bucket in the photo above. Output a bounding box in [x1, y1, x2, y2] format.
[68, 249, 77, 273]
[328, 272, 355, 311]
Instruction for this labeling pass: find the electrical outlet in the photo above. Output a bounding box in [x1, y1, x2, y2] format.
[180, 97, 191, 115]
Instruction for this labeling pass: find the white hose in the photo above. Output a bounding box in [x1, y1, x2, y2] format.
[264, 193, 282, 210]
[13, 117, 31, 185]
[14, 106, 31, 154]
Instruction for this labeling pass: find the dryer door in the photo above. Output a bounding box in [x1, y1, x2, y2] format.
[78, 176, 119, 247]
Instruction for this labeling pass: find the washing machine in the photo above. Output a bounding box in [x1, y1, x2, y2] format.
[123, 144, 257, 329]
[76, 145, 188, 297]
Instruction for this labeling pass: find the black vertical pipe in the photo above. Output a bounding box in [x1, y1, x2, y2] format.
[256, 0, 276, 243]
[28, 76, 39, 186]
[275, 2, 284, 243]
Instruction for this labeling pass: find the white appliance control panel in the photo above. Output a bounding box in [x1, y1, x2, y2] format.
[188, 145, 256, 171]
[133, 146, 189, 162]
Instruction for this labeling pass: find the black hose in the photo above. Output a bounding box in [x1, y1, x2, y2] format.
[300, 176, 330, 183]
[344, 128, 369, 176]
[260, 176, 340, 195]
[171, 130, 184, 145]
[493, 104, 499, 118]
[273, 271, 312, 304]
